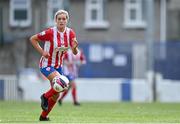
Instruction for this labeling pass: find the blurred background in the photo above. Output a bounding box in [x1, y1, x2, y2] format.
[0, 0, 180, 103]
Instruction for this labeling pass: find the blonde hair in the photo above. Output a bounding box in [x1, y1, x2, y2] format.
[54, 9, 69, 21]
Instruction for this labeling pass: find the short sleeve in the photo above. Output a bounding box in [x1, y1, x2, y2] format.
[37, 28, 52, 41]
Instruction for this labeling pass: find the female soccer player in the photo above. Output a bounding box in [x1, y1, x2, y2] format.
[30, 9, 78, 121]
[58, 48, 86, 106]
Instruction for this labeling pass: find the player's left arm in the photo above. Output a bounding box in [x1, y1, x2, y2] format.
[70, 29, 79, 55]
[71, 37, 78, 55]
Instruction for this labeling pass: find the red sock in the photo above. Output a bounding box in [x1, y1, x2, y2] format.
[59, 90, 68, 101]
[71, 83, 77, 103]
[41, 93, 59, 118]
[44, 87, 58, 99]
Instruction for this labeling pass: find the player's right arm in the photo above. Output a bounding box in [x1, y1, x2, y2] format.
[30, 30, 50, 58]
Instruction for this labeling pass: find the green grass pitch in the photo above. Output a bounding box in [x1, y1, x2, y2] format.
[0, 101, 180, 123]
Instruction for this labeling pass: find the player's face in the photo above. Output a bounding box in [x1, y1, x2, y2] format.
[56, 13, 68, 31]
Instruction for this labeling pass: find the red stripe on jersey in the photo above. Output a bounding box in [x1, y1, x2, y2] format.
[69, 29, 75, 48]
[60, 51, 64, 66]
[47, 31, 54, 66]
[57, 32, 61, 47]
[54, 51, 59, 68]
[64, 52, 68, 60]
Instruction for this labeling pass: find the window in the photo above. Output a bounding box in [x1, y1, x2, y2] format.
[124, 0, 146, 28]
[47, 0, 64, 26]
[9, 0, 32, 27]
[85, 0, 109, 29]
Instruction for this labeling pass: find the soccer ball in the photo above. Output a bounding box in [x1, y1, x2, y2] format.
[52, 75, 69, 92]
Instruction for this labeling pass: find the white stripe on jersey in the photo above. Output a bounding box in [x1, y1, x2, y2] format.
[42, 41, 50, 67]
[51, 26, 57, 67]
[66, 28, 70, 48]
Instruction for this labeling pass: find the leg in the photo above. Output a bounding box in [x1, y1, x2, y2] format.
[71, 81, 80, 106]
[39, 67, 69, 121]
[41, 66, 64, 92]
[40, 93, 60, 121]
[40, 71, 61, 111]
[58, 85, 71, 105]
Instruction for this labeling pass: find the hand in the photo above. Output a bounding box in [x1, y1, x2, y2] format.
[72, 38, 78, 49]
[73, 40, 78, 49]
[55, 47, 69, 52]
[42, 51, 50, 58]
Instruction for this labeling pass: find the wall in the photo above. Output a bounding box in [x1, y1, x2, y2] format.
[79, 42, 180, 80]
[16, 73, 180, 102]
[1, 73, 180, 102]
[0, 39, 28, 74]
[72, 0, 161, 42]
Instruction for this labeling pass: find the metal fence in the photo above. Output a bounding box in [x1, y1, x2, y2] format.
[0, 75, 18, 100]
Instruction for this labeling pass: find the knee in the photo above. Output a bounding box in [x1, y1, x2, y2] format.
[52, 93, 60, 101]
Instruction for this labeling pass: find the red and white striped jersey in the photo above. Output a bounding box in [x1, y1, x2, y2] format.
[63, 49, 86, 77]
[37, 26, 77, 68]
